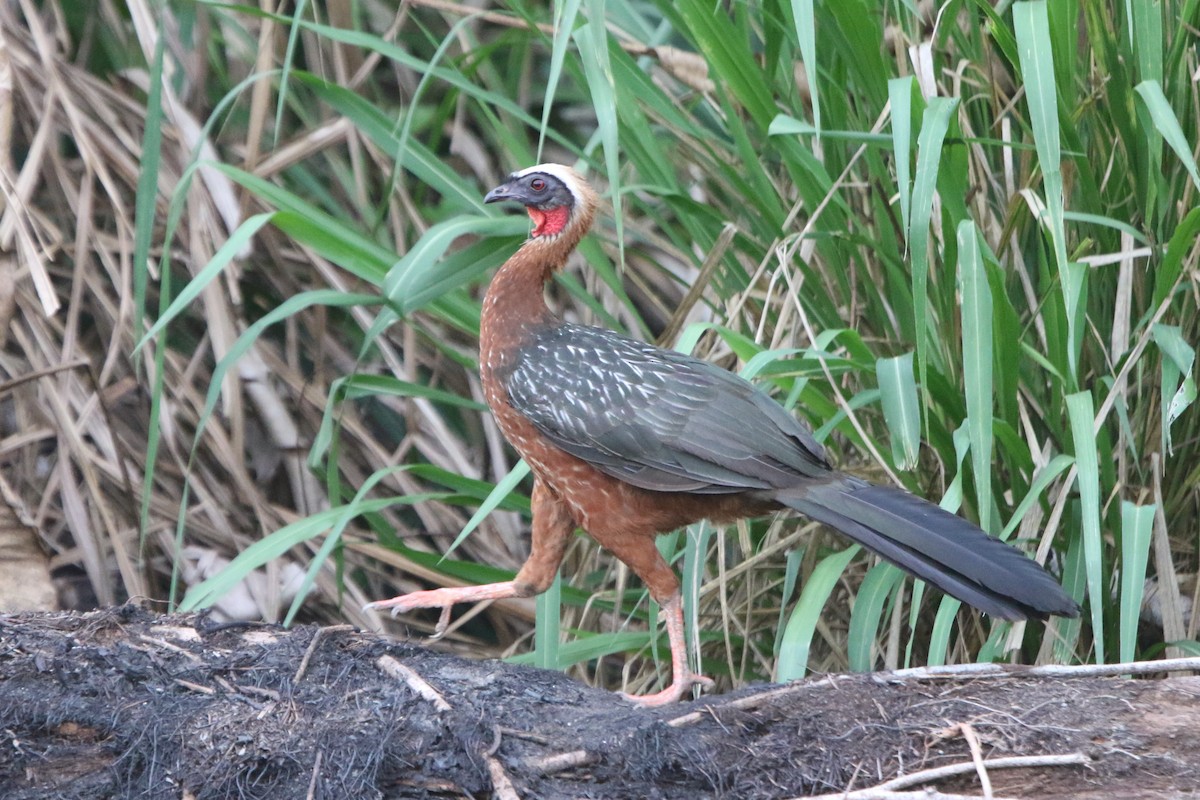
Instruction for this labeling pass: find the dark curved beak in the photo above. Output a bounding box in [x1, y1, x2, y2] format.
[484, 183, 516, 204]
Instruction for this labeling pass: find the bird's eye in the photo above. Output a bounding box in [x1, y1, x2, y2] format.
[530, 178, 547, 191]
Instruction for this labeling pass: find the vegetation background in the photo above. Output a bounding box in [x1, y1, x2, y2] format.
[1, 0, 1197, 700]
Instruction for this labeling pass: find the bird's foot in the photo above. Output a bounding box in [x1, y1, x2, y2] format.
[620, 671, 715, 708]
[364, 582, 521, 639]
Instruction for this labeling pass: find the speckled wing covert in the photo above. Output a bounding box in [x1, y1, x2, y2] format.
[501, 323, 833, 494]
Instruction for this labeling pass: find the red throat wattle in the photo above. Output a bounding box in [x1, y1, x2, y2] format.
[527, 206, 571, 237]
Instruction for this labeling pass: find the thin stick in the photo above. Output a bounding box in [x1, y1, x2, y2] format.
[486, 758, 523, 800]
[525, 749, 596, 775]
[669, 658, 1200, 727]
[305, 750, 322, 800]
[803, 792, 1014, 800]
[956, 724, 993, 800]
[798, 753, 1088, 800]
[376, 655, 522, 797]
[294, 625, 353, 684]
[376, 654, 451, 711]
[884, 657, 1200, 681]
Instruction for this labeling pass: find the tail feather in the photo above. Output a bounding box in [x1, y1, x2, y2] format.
[776, 479, 1080, 620]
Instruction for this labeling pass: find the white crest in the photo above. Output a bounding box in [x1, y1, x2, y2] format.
[515, 163, 588, 208]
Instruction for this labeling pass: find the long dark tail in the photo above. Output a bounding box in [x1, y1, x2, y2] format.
[775, 478, 1080, 620]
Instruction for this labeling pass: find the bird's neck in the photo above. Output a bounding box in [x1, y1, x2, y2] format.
[479, 205, 594, 374]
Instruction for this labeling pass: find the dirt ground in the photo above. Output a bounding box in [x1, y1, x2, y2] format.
[2, 607, 1198, 799]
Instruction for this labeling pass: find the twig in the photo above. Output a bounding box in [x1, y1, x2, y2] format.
[798, 792, 1013, 800]
[375, 654, 522, 798]
[486, 757, 522, 800]
[954, 724, 992, 799]
[293, 625, 353, 684]
[667, 675, 845, 727]
[173, 679, 215, 695]
[305, 750, 322, 800]
[882, 657, 1200, 681]
[675, 657, 1200, 723]
[524, 749, 597, 775]
[797, 753, 1089, 800]
[376, 654, 451, 711]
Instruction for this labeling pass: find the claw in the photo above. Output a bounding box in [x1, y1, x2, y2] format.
[430, 606, 453, 640]
[621, 672, 714, 707]
[363, 582, 522, 638]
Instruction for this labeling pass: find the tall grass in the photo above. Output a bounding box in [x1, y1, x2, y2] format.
[114, 0, 1200, 692]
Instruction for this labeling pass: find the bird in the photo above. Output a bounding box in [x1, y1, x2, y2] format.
[365, 163, 1081, 707]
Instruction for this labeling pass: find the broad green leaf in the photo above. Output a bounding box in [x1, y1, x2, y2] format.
[957, 221, 994, 532]
[1152, 324, 1198, 455]
[777, 546, 860, 681]
[789, 0, 819, 131]
[1015, 1, 1076, 378]
[539, 0, 584, 157]
[1118, 502, 1155, 663]
[575, 13, 624, 265]
[535, 573, 563, 670]
[909, 96, 958, 398]
[1067, 390, 1104, 663]
[384, 215, 527, 314]
[848, 563, 903, 672]
[877, 353, 920, 469]
[888, 77, 915, 233]
[1135, 80, 1200, 192]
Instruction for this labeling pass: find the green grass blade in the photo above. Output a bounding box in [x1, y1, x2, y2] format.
[909, 96, 958, 396]
[790, 0, 820, 131]
[275, 0, 308, 146]
[774, 547, 806, 659]
[1153, 207, 1200, 308]
[385, 215, 527, 314]
[1000, 454, 1076, 540]
[443, 461, 533, 559]
[285, 464, 412, 625]
[847, 563, 903, 671]
[196, 290, 381, 457]
[926, 597, 963, 667]
[535, 573, 563, 670]
[132, 28, 166, 349]
[134, 25, 167, 565]
[539, 0, 584, 158]
[575, 11, 623, 266]
[888, 77, 914, 233]
[673, 0, 775, 127]
[1067, 390, 1104, 663]
[180, 493, 449, 612]
[682, 521, 714, 680]
[777, 546, 860, 681]
[1131, 0, 1164, 84]
[1014, 0, 1075, 378]
[876, 353, 920, 469]
[1135, 80, 1200, 192]
[134, 213, 274, 353]
[1152, 324, 1198, 455]
[507, 630, 654, 667]
[957, 221, 995, 532]
[1118, 501, 1155, 663]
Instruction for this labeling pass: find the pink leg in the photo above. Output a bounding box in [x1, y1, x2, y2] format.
[620, 591, 714, 707]
[364, 582, 527, 636]
[364, 480, 574, 636]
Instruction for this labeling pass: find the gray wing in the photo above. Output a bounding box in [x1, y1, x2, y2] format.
[501, 323, 832, 493]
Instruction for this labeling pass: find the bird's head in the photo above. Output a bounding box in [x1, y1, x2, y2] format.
[484, 164, 596, 240]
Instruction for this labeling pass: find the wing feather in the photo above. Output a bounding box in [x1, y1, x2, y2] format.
[502, 323, 831, 493]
